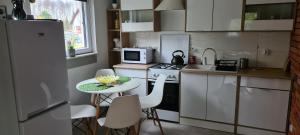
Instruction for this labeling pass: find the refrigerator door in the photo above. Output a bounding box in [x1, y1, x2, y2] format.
[6, 20, 69, 121]
[19, 104, 72, 135]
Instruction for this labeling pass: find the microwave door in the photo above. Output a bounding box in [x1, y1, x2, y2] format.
[124, 51, 141, 63]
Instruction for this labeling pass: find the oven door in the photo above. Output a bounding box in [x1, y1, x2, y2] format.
[148, 80, 179, 122]
[122, 50, 142, 64]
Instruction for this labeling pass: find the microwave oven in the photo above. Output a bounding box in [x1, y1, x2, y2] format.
[121, 48, 153, 64]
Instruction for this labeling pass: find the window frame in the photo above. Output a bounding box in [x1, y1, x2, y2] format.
[30, 0, 94, 55]
[75, 1, 93, 55]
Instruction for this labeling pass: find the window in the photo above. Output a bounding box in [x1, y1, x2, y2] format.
[30, 0, 92, 55]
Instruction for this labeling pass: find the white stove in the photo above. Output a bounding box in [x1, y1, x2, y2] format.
[148, 63, 184, 83]
[146, 34, 189, 123]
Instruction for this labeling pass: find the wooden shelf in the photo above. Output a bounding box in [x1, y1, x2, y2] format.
[107, 9, 120, 12]
[112, 48, 122, 52]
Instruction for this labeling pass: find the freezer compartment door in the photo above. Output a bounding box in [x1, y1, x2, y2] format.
[6, 21, 69, 121]
[19, 104, 72, 135]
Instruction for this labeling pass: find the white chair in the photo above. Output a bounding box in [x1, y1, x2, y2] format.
[91, 69, 120, 107]
[138, 74, 167, 135]
[97, 95, 142, 135]
[70, 105, 96, 134]
[70, 69, 116, 134]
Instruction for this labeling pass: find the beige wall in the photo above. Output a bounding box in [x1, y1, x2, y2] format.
[0, 0, 110, 104]
[131, 31, 291, 68]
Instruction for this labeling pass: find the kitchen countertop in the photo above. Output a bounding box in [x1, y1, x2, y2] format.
[181, 65, 291, 79]
[113, 63, 157, 70]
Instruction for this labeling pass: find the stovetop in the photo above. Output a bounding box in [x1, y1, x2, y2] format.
[150, 63, 185, 70]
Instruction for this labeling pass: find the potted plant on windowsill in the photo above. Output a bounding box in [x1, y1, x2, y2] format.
[68, 41, 76, 57]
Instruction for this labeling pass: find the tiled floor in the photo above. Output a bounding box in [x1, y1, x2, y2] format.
[73, 120, 234, 135]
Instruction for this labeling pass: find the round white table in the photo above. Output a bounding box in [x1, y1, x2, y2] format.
[75, 77, 140, 135]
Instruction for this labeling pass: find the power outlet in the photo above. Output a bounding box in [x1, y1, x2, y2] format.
[0, 6, 7, 20]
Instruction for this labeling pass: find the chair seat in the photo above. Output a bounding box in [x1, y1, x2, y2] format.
[97, 117, 106, 127]
[71, 105, 96, 119]
[139, 96, 159, 109]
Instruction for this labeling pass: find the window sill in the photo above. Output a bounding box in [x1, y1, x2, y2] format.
[66, 52, 98, 69]
[66, 52, 98, 60]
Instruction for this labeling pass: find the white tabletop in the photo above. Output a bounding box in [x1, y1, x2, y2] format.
[76, 78, 140, 94]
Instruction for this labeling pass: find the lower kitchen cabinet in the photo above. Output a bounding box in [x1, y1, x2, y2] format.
[114, 68, 147, 96]
[238, 87, 289, 132]
[206, 75, 237, 124]
[180, 73, 237, 132]
[180, 72, 207, 120]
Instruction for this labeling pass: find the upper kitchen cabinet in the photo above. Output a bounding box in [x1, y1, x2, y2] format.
[121, 0, 154, 10]
[244, 0, 295, 31]
[186, 0, 213, 31]
[213, 0, 243, 31]
[186, 0, 243, 31]
[246, 0, 295, 5]
[120, 0, 160, 32]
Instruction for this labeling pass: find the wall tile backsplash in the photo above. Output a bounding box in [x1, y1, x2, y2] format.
[130, 32, 291, 68]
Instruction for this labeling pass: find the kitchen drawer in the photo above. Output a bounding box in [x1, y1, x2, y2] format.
[240, 77, 291, 90]
[114, 68, 147, 78]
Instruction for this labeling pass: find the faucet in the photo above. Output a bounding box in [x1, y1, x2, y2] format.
[201, 48, 217, 65]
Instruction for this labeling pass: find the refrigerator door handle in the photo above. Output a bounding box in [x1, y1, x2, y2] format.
[40, 82, 52, 106]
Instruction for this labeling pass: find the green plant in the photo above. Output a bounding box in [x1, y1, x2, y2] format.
[67, 41, 75, 50]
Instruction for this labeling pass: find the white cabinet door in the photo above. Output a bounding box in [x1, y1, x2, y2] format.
[186, 0, 213, 31]
[206, 75, 237, 124]
[238, 87, 289, 132]
[124, 78, 147, 96]
[121, 0, 153, 10]
[180, 73, 207, 119]
[213, 0, 243, 31]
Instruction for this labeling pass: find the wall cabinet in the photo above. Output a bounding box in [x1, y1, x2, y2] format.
[244, 1, 295, 31]
[186, 0, 213, 31]
[186, 0, 243, 31]
[120, 0, 160, 32]
[114, 68, 147, 96]
[206, 75, 237, 124]
[121, 0, 153, 10]
[213, 0, 243, 31]
[180, 73, 207, 119]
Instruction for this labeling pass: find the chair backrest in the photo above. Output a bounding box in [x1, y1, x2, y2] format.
[104, 95, 141, 129]
[147, 74, 167, 107]
[95, 69, 115, 77]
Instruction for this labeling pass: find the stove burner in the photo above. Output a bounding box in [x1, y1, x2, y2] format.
[152, 63, 185, 70]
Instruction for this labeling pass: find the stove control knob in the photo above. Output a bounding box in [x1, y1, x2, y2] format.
[168, 75, 172, 78]
[153, 74, 159, 77]
[172, 75, 176, 79]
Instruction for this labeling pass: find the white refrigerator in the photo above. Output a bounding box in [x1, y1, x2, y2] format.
[0, 20, 72, 135]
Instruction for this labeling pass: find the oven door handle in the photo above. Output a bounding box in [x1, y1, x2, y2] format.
[148, 78, 179, 84]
